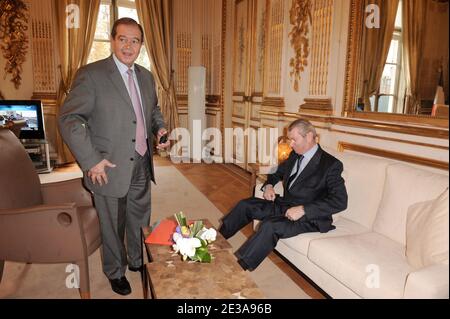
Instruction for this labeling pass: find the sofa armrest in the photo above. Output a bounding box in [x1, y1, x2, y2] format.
[404, 263, 449, 299]
[40, 178, 93, 207]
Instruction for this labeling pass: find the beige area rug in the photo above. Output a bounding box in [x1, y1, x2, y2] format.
[0, 166, 309, 299]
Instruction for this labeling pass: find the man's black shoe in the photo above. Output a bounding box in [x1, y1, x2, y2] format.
[128, 265, 143, 272]
[109, 276, 131, 296]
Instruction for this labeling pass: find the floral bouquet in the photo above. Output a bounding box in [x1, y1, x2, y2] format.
[172, 212, 217, 263]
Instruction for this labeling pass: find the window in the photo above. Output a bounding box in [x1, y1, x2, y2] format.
[88, 0, 151, 70]
[370, 2, 404, 113]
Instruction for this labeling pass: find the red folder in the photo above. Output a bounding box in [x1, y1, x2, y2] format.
[145, 219, 178, 246]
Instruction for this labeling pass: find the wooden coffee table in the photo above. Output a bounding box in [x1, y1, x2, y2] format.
[146, 250, 264, 299]
[141, 219, 264, 299]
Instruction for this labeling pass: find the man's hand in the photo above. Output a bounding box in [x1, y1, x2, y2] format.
[263, 185, 276, 201]
[156, 128, 170, 150]
[87, 159, 116, 186]
[285, 205, 305, 222]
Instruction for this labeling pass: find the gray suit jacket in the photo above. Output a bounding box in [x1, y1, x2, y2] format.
[59, 55, 166, 198]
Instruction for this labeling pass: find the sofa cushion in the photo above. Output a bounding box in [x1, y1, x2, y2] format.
[406, 188, 449, 269]
[332, 152, 391, 229]
[403, 263, 450, 299]
[308, 232, 414, 298]
[373, 164, 449, 245]
[277, 217, 369, 256]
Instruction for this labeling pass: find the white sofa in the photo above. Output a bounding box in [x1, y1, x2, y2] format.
[255, 149, 449, 299]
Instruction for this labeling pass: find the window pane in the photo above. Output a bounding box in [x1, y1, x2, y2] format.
[386, 39, 399, 64]
[95, 4, 111, 40]
[369, 95, 376, 112]
[135, 46, 151, 70]
[395, 2, 402, 29]
[88, 41, 111, 64]
[378, 95, 394, 113]
[118, 6, 139, 21]
[380, 65, 397, 95]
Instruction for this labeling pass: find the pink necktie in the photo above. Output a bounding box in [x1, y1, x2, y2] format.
[127, 68, 147, 156]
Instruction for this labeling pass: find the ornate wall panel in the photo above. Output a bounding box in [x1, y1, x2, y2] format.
[29, 0, 57, 94]
[251, 1, 266, 94]
[309, 0, 333, 96]
[232, 0, 250, 94]
[174, 0, 193, 96]
[201, 0, 223, 96]
[264, 0, 284, 96]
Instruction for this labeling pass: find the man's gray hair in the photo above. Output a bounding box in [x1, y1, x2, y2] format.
[288, 119, 317, 138]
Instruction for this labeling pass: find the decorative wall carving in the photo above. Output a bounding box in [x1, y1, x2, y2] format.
[0, 0, 29, 89]
[288, 0, 312, 92]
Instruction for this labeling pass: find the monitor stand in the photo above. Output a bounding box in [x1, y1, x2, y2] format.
[36, 142, 53, 174]
[22, 139, 53, 174]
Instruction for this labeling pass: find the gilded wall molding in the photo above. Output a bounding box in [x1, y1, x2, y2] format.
[259, 111, 449, 140]
[337, 142, 449, 171]
[330, 128, 448, 151]
[262, 97, 285, 108]
[300, 98, 333, 114]
[289, 0, 312, 92]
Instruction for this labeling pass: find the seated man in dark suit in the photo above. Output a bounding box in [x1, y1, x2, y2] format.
[219, 119, 348, 271]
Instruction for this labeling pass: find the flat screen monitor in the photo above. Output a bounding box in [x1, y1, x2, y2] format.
[0, 100, 46, 140]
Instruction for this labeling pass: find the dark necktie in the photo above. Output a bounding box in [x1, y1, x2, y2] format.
[287, 154, 304, 189]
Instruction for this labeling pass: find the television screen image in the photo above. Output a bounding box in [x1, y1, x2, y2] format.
[0, 100, 45, 140]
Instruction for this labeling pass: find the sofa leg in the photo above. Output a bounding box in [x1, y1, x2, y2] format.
[0, 260, 4, 284]
[76, 259, 91, 299]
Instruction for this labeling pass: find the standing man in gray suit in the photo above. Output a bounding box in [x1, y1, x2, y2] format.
[59, 18, 169, 296]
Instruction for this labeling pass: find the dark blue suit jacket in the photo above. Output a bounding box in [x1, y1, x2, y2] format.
[262, 145, 348, 232]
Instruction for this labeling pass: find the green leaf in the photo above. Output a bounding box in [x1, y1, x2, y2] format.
[196, 249, 211, 263]
[174, 212, 187, 227]
[199, 238, 208, 248]
[190, 221, 203, 237]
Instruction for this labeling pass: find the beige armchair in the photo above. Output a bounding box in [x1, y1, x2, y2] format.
[0, 128, 101, 299]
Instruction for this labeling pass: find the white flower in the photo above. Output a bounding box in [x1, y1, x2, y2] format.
[173, 235, 201, 258]
[199, 227, 217, 242]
